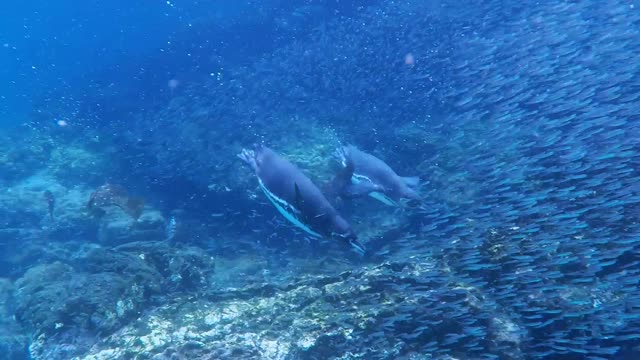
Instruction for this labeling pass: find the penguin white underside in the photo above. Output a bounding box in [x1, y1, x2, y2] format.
[351, 174, 398, 206]
[258, 178, 322, 238]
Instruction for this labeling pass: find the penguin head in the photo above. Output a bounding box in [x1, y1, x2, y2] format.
[252, 143, 271, 167]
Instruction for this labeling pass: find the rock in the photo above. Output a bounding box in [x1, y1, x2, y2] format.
[71, 255, 521, 359]
[113, 241, 216, 293]
[0, 174, 95, 252]
[96, 209, 165, 246]
[13, 252, 163, 360]
[0, 129, 53, 186]
[14, 242, 219, 360]
[48, 145, 106, 187]
[0, 279, 28, 360]
[14, 262, 76, 335]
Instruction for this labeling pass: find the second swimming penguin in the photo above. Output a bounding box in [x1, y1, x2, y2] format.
[238, 144, 366, 254]
[331, 145, 421, 206]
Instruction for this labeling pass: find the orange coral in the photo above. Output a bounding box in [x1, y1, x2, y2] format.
[87, 184, 145, 220]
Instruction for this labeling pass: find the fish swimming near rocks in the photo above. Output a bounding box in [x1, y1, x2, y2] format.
[238, 144, 365, 254]
[165, 215, 177, 242]
[332, 145, 421, 206]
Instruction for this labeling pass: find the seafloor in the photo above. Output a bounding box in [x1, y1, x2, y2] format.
[0, 125, 435, 360]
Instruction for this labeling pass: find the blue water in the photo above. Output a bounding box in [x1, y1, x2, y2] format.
[1, 1, 640, 359]
[1, 1, 168, 122]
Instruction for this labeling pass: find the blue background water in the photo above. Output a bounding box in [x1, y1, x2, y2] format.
[1, 0, 640, 359]
[0, 0, 373, 125]
[1, 0, 170, 123]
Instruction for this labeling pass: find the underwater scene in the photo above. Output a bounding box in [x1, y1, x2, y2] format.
[1, 0, 639, 359]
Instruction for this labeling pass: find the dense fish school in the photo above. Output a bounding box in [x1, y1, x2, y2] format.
[419, 1, 640, 358]
[121, 1, 640, 358]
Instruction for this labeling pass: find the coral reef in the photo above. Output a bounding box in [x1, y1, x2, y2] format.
[14, 242, 215, 360]
[87, 184, 145, 221]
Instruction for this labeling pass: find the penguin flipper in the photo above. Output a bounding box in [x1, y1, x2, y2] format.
[294, 183, 303, 209]
[333, 149, 356, 184]
[326, 151, 358, 200]
[348, 237, 366, 255]
[341, 182, 383, 198]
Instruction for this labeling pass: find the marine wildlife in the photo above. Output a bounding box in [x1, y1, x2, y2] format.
[87, 183, 145, 220]
[4, 1, 640, 358]
[238, 144, 365, 254]
[332, 145, 421, 206]
[43, 190, 55, 219]
[165, 215, 177, 242]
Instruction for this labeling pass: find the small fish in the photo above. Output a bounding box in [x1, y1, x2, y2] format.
[43, 190, 54, 220]
[165, 215, 177, 242]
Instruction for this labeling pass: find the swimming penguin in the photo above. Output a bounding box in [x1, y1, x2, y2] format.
[238, 144, 366, 254]
[332, 145, 421, 206]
